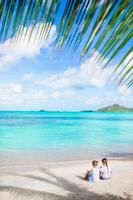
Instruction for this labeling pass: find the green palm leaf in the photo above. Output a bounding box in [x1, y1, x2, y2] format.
[0, 0, 132, 86]
[118, 65, 133, 85]
[91, 0, 132, 56]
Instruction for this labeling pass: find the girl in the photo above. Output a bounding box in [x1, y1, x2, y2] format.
[84, 160, 99, 182]
[99, 158, 112, 180]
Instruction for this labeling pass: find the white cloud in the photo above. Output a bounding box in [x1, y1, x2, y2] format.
[8, 83, 23, 93]
[112, 52, 133, 84]
[118, 85, 131, 96]
[37, 51, 113, 89]
[0, 23, 56, 70]
[0, 81, 132, 110]
[85, 96, 102, 108]
[0, 83, 49, 106]
[0, 83, 24, 105]
[51, 91, 61, 99]
[85, 90, 133, 110]
[0, 83, 23, 94]
[51, 90, 75, 99]
[23, 72, 33, 81]
[30, 90, 48, 100]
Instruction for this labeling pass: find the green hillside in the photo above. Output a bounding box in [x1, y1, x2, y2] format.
[97, 104, 133, 112]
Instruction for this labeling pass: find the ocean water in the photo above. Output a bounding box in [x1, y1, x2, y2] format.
[0, 111, 133, 153]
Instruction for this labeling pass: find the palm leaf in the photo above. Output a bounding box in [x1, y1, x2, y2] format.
[122, 72, 133, 86]
[0, 0, 132, 86]
[81, 0, 117, 57]
[73, 0, 100, 50]
[39, 0, 61, 47]
[118, 65, 133, 85]
[91, 0, 132, 56]
[128, 78, 133, 87]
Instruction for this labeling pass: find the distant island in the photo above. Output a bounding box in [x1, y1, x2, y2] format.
[81, 110, 94, 112]
[39, 110, 46, 112]
[82, 104, 133, 113]
[39, 104, 133, 113]
[97, 104, 133, 112]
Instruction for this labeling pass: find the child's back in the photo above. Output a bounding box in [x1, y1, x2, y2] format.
[88, 166, 99, 182]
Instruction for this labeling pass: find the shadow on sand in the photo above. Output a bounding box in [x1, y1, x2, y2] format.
[0, 168, 132, 200]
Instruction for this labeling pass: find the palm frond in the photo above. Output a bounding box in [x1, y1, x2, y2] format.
[0, 0, 132, 86]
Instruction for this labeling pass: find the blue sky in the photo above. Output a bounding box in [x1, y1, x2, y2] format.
[0, 2, 132, 111]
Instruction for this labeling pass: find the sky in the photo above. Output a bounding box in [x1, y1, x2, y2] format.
[0, 3, 133, 111]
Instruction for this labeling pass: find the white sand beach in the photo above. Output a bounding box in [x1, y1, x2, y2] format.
[0, 159, 133, 200]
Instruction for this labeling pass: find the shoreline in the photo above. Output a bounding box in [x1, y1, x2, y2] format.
[0, 157, 133, 172]
[0, 148, 133, 168]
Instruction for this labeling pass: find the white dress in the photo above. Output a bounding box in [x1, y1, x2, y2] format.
[99, 166, 112, 179]
[88, 167, 99, 182]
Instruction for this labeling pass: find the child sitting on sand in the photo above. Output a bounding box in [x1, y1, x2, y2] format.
[83, 160, 99, 182]
[99, 158, 112, 180]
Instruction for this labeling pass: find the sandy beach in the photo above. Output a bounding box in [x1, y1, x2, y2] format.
[0, 158, 133, 200]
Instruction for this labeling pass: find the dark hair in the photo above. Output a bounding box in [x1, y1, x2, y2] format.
[102, 158, 107, 163]
[102, 158, 108, 170]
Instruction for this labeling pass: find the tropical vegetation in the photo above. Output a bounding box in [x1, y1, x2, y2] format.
[0, 0, 132, 86]
[97, 104, 133, 112]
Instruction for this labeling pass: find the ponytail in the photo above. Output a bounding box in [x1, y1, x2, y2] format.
[102, 158, 108, 172]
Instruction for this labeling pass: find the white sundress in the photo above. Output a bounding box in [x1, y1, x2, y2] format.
[88, 167, 99, 182]
[99, 166, 112, 179]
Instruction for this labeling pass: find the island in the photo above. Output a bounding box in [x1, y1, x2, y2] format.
[97, 104, 133, 112]
[80, 110, 94, 112]
[81, 104, 133, 113]
[39, 110, 46, 112]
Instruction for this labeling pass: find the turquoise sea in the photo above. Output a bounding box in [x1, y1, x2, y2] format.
[0, 111, 133, 154]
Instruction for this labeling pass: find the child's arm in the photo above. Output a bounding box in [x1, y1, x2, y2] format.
[99, 166, 103, 177]
[83, 169, 90, 180]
